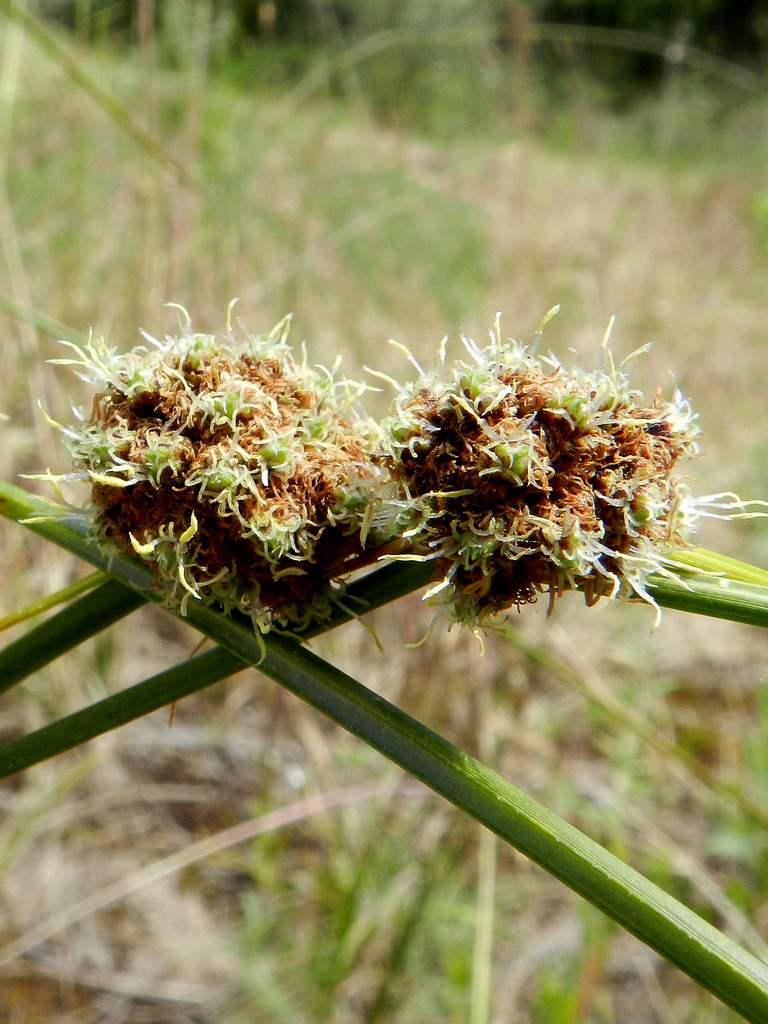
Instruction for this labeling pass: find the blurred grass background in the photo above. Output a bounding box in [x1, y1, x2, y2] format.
[2, 1, 768, 1021]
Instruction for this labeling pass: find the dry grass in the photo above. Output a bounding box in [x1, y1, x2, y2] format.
[1, 18, 768, 1023]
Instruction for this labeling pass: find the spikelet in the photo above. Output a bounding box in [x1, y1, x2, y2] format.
[51, 308, 391, 631]
[378, 313, 711, 629]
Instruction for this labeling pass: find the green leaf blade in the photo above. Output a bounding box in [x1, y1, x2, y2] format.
[649, 574, 768, 628]
[4, 480, 768, 1019]
[0, 647, 243, 776]
[0, 580, 145, 696]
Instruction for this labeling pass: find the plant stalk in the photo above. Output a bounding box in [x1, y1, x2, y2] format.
[3, 481, 768, 1019]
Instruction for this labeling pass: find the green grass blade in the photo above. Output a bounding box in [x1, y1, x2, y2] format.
[17, 582, 768, 1019]
[0, 292, 87, 345]
[666, 546, 768, 588]
[0, 564, 434, 768]
[0, 579, 145, 695]
[337, 559, 437, 615]
[0, 0, 202, 192]
[3, 481, 768, 1018]
[0, 560, 433, 764]
[0, 646, 243, 776]
[213, 631, 768, 1024]
[3, 617, 768, 1020]
[0, 570, 105, 633]
[648, 573, 768, 627]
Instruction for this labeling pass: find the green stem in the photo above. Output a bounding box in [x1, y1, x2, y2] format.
[0, 564, 433, 697]
[4, 589, 768, 1020]
[0, 647, 242, 776]
[0, 291, 87, 345]
[648, 573, 768, 627]
[240, 635, 768, 1024]
[0, 0, 202, 191]
[0, 571, 106, 634]
[667, 546, 768, 588]
[0, 564, 433, 766]
[0, 579, 145, 696]
[3, 481, 768, 1019]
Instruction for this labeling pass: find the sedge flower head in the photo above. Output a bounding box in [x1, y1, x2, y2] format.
[379, 313, 706, 629]
[51, 308, 390, 631]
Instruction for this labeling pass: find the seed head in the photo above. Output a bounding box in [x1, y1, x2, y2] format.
[379, 314, 703, 628]
[54, 309, 389, 631]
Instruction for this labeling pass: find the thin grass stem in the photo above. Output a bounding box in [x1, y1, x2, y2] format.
[0, 571, 106, 634]
[0, 291, 87, 344]
[3, 481, 768, 1018]
[501, 623, 768, 831]
[0, 0, 203, 191]
[4, 586, 768, 1020]
[668, 546, 768, 588]
[0, 646, 242, 776]
[0, 579, 145, 696]
[647, 573, 768, 627]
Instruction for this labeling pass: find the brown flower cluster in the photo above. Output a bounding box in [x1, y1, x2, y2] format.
[379, 325, 699, 626]
[60, 318, 387, 630]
